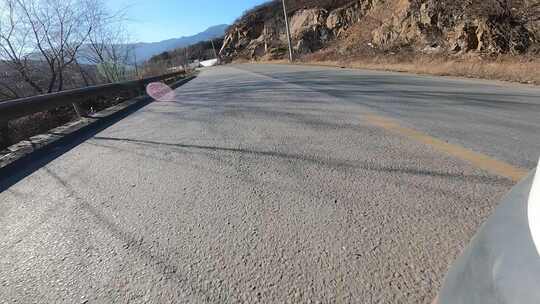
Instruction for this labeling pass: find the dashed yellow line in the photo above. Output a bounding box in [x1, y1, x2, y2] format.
[364, 114, 528, 182]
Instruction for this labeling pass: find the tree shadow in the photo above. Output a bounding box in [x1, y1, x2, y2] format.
[2, 165, 220, 302]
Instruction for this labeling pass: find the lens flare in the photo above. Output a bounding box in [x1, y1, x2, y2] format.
[146, 82, 176, 102]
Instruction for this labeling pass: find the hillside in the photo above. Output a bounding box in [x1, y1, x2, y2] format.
[131, 24, 228, 62]
[220, 0, 540, 83]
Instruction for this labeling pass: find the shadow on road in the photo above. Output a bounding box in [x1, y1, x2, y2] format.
[0, 97, 154, 193]
[1, 163, 216, 302]
[0, 77, 198, 193]
[91, 136, 512, 186]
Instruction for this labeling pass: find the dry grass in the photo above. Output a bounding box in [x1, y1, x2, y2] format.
[352, 58, 539, 84]
[293, 50, 540, 85]
[303, 56, 540, 84]
[239, 51, 540, 85]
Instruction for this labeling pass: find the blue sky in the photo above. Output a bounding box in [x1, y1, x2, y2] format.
[107, 0, 270, 43]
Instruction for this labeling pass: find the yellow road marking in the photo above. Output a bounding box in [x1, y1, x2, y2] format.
[364, 114, 528, 182]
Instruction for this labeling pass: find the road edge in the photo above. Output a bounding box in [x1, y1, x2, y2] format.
[0, 75, 196, 180]
[241, 61, 539, 89]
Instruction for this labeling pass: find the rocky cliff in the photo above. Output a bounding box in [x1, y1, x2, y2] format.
[220, 0, 539, 60]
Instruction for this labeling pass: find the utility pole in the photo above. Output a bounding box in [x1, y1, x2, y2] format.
[281, 0, 294, 62]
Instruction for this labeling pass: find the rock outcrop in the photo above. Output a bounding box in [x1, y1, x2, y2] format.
[371, 0, 531, 54]
[220, 0, 537, 60]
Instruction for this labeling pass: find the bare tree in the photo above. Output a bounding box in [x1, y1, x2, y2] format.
[82, 2, 135, 83]
[0, 0, 104, 98]
[0, 0, 45, 95]
[18, 0, 95, 92]
[0, 79, 19, 99]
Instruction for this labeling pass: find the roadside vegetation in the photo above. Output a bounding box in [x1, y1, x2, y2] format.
[0, 0, 139, 99]
[300, 49, 540, 85]
[0, 0, 147, 150]
[144, 38, 224, 75]
[0, 0, 211, 151]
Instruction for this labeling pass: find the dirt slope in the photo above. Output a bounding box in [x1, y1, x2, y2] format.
[220, 0, 539, 61]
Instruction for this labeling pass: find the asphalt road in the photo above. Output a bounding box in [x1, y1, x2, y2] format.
[1, 64, 539, 303]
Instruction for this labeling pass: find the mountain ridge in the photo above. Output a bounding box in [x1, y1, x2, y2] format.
[131, 24, 228, 62]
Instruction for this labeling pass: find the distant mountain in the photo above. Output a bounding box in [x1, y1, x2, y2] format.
[131, 24, 228, 62]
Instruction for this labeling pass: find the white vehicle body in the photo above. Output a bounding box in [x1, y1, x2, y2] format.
[438, 159, 540, 303]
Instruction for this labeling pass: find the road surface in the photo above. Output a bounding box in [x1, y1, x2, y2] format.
[1, 64, 539, 303]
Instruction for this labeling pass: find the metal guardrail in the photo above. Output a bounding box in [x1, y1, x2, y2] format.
[0, 70, 185, 123]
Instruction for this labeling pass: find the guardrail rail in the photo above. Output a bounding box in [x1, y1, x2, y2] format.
[0, 71, 186, 145]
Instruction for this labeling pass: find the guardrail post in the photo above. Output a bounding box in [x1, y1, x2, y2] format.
[72, 103, 83, 118]
[0, 120, 9, 148]
[140, 82, 146, 96]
